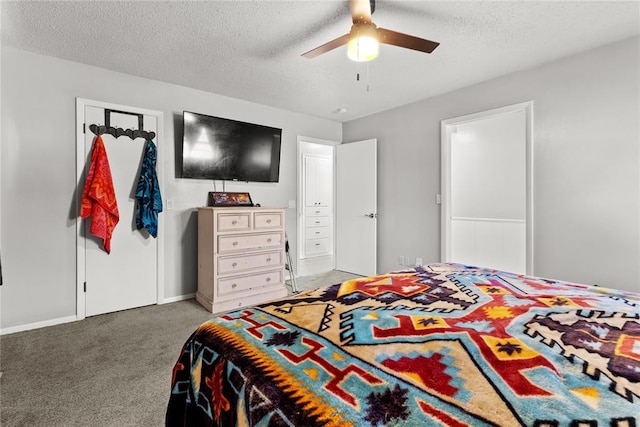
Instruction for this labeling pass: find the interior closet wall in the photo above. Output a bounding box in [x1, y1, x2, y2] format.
[298, 140, 334, 277]
[343, 36, 640, 292]
[0, 47, 341, 331]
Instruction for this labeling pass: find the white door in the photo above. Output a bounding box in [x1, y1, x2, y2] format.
[441, 102, 532, 274]
[336, 139, 377, 276]
[77, 99, 163, 317]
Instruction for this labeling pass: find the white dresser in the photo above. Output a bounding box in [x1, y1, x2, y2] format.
[196, 207, 288, 313]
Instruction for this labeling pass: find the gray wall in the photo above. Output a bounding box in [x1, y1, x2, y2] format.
[2, 36, 639, 332]
[0, 47, 341, 330]
[343, 36, 640, 293]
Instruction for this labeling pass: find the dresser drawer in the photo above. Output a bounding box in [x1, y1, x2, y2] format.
[217, 213, 251, 231]
[305, 206, 330, 217]
[254, 212, 283, 229]
[218, 232, 283, 253]
[305, 216, 330, 228]
[217, 251, 283, 274]
[305, 237, 330, 255]
[218, 270, 283, 296]
[306, 226, 329, 239]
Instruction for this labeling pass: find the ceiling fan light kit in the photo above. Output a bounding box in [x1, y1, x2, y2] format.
[302, 0, 439, 62]
[347, 23, 379, 62]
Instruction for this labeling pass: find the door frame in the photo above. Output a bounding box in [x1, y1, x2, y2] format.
[296, 136, 339, 274]
[75, 98, 165, 320]
[440, 101, 534, 274]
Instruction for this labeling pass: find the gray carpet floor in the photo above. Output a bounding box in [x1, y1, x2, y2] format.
[0, 270, 359, 426]
[286, 269, 361, 293]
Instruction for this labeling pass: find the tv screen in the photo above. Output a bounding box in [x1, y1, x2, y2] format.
[181, 111, 282, 183]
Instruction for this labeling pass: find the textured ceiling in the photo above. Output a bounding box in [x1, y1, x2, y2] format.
[2, 1, 639, 122]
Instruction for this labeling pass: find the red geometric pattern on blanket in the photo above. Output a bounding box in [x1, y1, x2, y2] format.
[617, 334, 640, 362]
[220, 310, 286, 339]
[381, 353, 459, 397]
[338, 276, 430, 298]
[205, 362, 229, 423]
[370, 294, 559, 396]
[278, 336, 383, 407]
[417, 399, 468, 427]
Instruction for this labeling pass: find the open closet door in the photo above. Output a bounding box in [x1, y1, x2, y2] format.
[335, 139, 377, 276]
[76, 99, 164, 318]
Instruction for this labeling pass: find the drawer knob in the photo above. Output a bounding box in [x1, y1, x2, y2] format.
[315, 210, 320, 213]
[231, 283, 237, 288]
[266, 277, 271, 282]
[315, 231, 320, 234]
[266, 219, 272, 224]
[232, 262, 237, 267]
[232, 220, 237, 225]
[267, 238, 272, 243]
[315, 243, 320, 246]
[232, 241, 238, 246]
[266, 257, 271, 262]
[315, 221, 320, 224]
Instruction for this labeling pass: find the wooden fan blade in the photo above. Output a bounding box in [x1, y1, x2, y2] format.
[302, 33, 350, 58]
[349, 0, 372, 24]
[377, 27, 440, 54]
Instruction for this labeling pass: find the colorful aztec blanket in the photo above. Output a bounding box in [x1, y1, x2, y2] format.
[166, 263, 640, 426]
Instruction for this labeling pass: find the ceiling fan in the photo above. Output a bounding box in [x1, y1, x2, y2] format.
[302, 0, 440, 62]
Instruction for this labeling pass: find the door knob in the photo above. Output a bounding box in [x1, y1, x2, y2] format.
[364, 213, 377, 218]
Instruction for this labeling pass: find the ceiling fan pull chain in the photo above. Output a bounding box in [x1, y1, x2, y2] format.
[366, 61, 370, 92]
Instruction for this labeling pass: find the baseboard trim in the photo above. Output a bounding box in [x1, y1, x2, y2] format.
[0, 315, 78, 336]
[161, 293, 196, 304]
[297, 255, 334, 277]
[1, 295, 197, 335]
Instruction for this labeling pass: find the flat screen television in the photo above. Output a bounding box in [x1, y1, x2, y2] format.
[181, 111, 282, 183]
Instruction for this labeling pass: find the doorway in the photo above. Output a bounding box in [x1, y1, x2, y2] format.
[76, 98, 164, 319]
[441, 102, 533, 274]
[297, 137, 337, 277]
[296, 137, 378, 278]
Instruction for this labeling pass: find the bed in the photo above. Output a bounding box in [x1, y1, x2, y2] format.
[166, 263, 639, 426]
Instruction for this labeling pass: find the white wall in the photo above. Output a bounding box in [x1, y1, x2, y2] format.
[0, 47, 341, 330]
[343, 36, 640, 293]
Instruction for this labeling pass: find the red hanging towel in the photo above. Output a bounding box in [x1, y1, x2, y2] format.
[80, 135, 119, 253]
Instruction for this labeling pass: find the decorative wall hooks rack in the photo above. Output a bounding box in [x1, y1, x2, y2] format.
[88, 108, 156, 141]
[89, 124, 156, 141]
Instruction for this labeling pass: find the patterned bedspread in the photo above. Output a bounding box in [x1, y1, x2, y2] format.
[166, 263, 640, 426]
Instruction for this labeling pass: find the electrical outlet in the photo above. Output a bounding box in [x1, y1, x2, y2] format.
[403, 256, 410, 266]
[416, 257, 423, 266]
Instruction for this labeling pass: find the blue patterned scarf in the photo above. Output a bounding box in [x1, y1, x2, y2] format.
[135, 139, 162, 237]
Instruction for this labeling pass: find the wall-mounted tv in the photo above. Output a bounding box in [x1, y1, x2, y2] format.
[181, 111, 282, 183]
